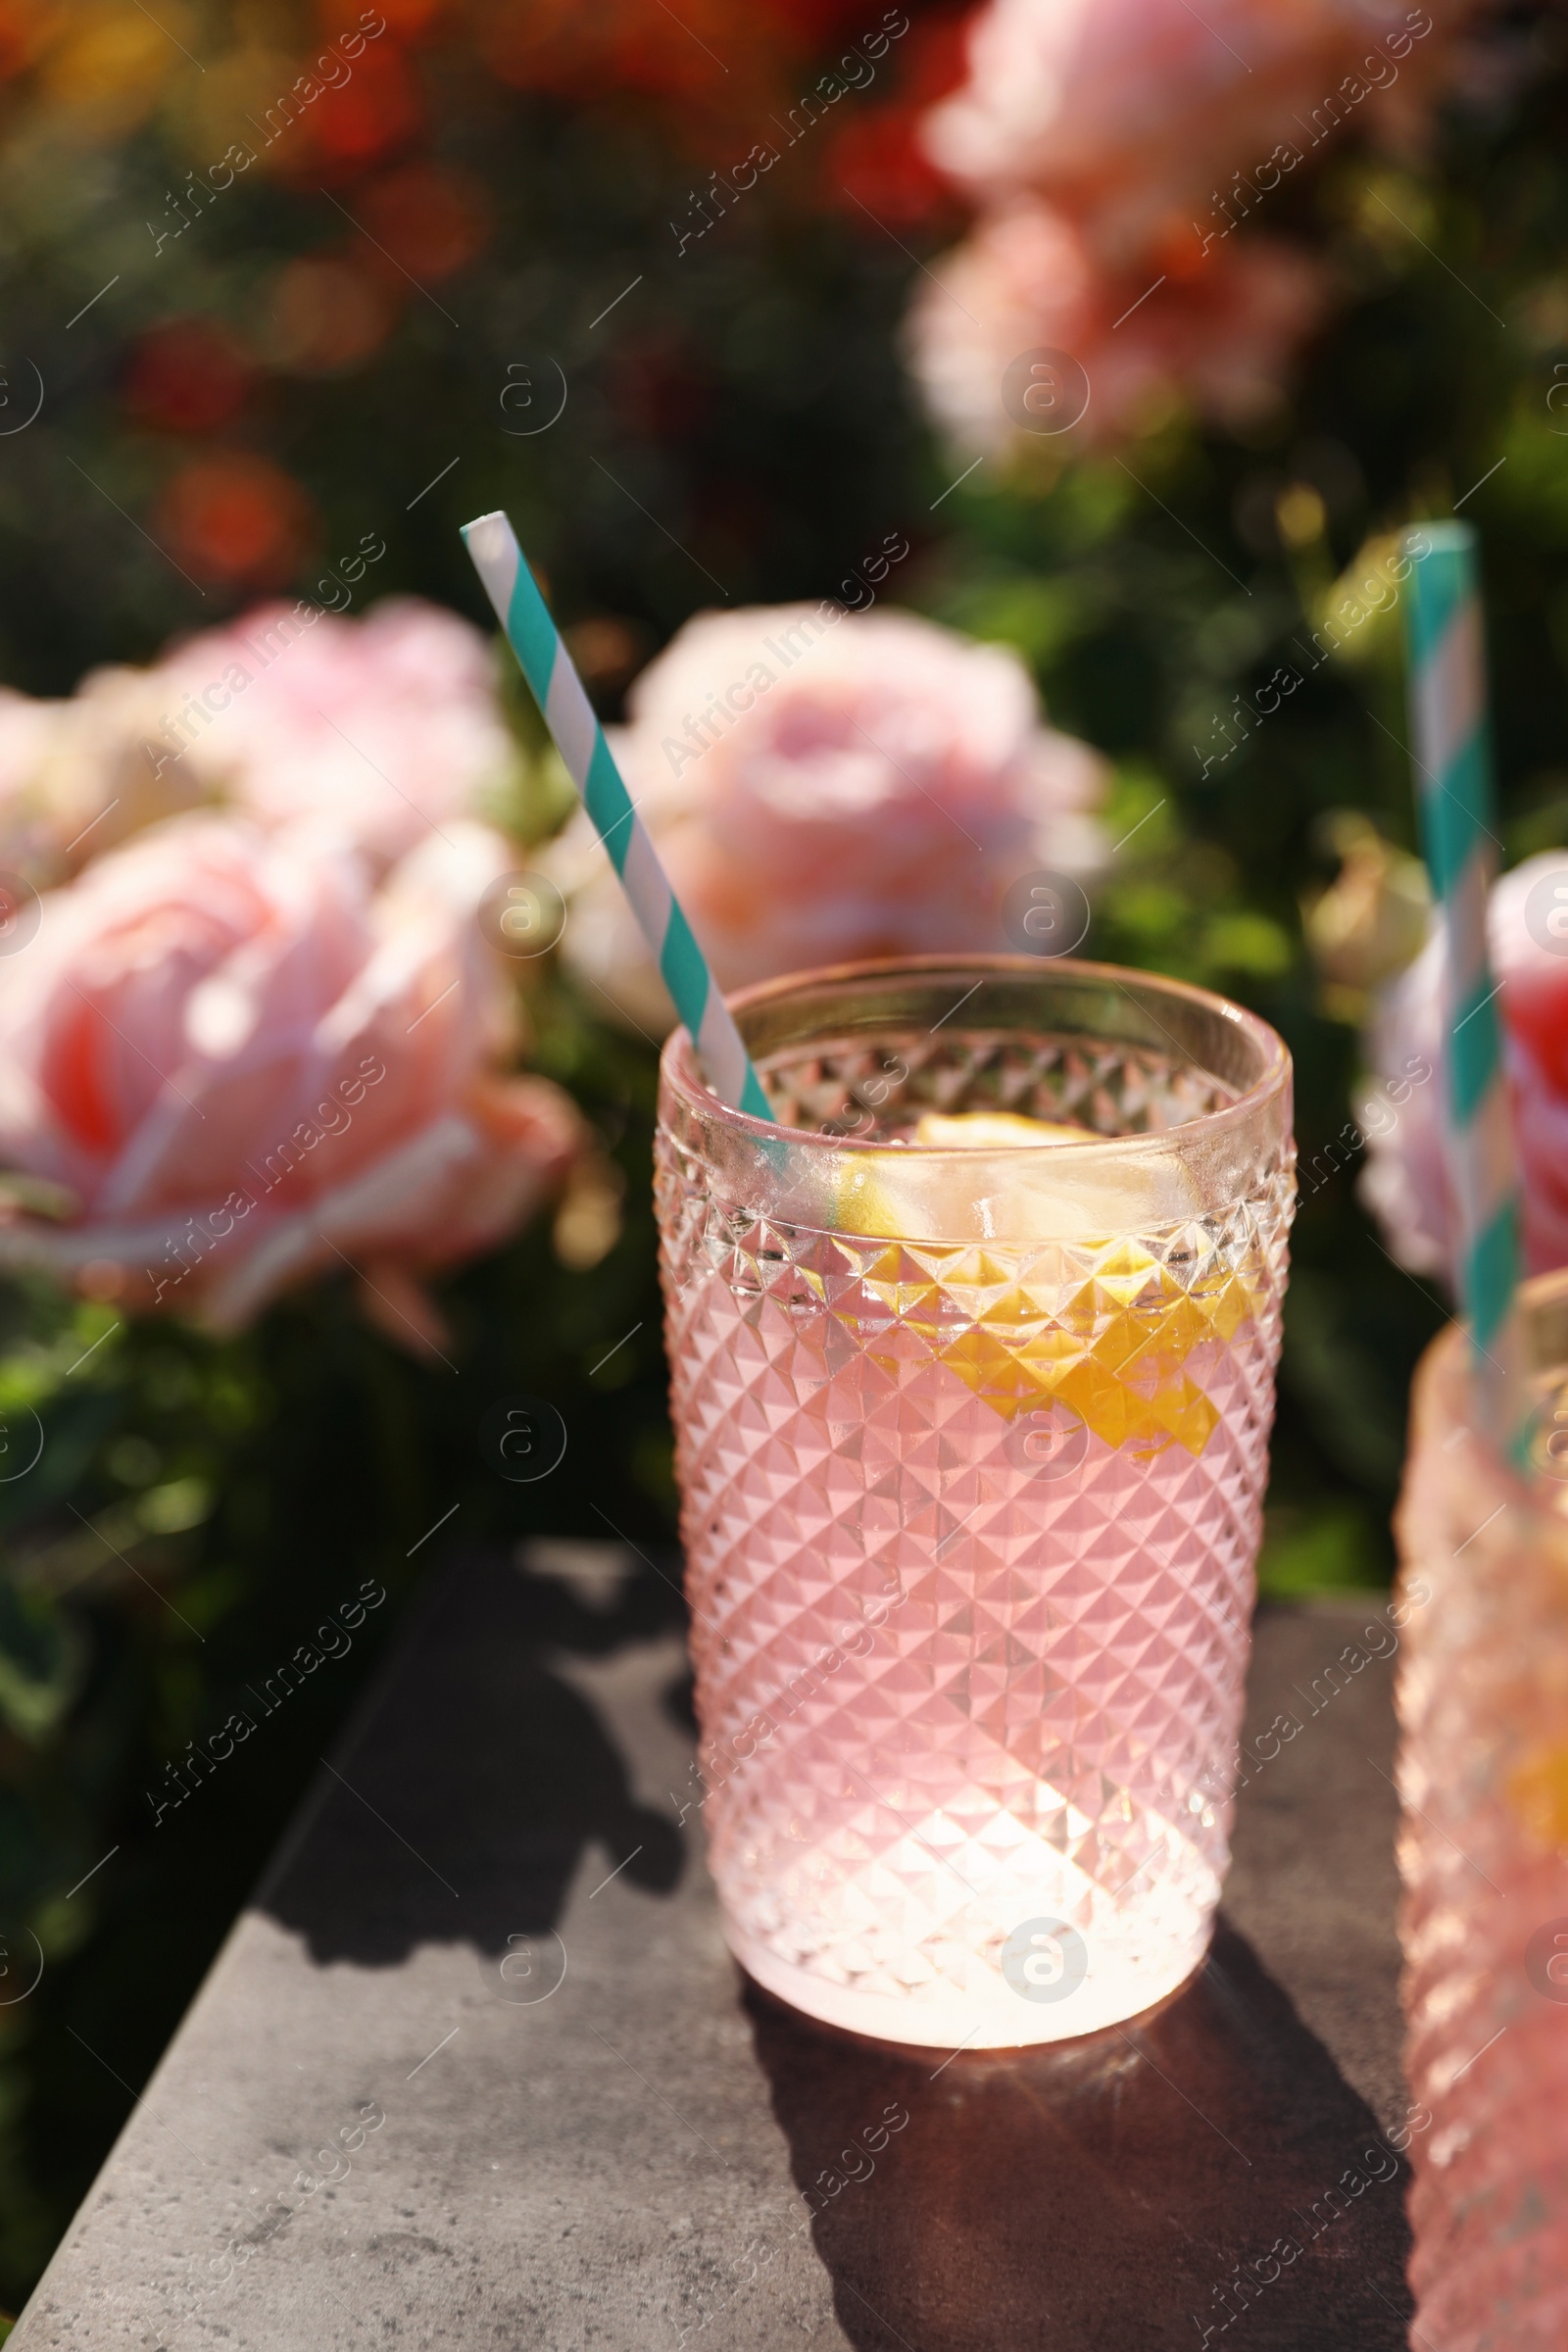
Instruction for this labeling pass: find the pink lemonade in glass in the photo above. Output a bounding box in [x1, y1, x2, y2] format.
[657, 956, 1294, 2046]
[1396, 1272, 1568, 2346]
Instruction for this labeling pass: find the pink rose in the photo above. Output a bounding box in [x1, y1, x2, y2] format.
[146, 597, 519, 868]
[923, 0, 1469, 264]
[31, 664, 214, 875]
[0, 597, 522, 889]
[907, 0, 1481, 454]
[544, 602, 1106, 1033]
[1362, 852, 1568, 1282]
[905, 199, 1329, 454]
[0, 675, 205, 889]
[0, 812, 582, 1340]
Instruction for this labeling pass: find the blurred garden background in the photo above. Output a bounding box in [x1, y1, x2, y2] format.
[1, 0, 1567, 2309]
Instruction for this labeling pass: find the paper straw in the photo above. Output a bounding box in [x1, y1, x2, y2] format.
[1403, 518, 1519, 1422]
[462, 510, 772, 1122]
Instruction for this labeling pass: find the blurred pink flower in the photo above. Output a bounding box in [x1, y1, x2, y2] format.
[0, 812, 582, 1341]
[544, 602, 1106, 1035]
[906, 199, 1329, 454]
[0, 598, 522, 889]
[145, 596, 520, 867]
[923, 0, 1469, 264]
[0, 689, 80, 882]
[907, 0, 1481, 456]
[1362, 852, 1568, 1282]
[0, 677, 202, 888]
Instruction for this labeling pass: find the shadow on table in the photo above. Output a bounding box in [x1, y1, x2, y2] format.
[746, 1926, 1413, 2352]
[258, 1554, 1412, 2347]
[259, 1551, 685, 1965]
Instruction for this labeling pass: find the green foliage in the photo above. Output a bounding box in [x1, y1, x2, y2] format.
[1256, 1505, 1386, 1599]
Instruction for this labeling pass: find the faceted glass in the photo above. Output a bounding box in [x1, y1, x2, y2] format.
[656, 956, 1295, 2046]
[1396, 1271, 1568, 2346]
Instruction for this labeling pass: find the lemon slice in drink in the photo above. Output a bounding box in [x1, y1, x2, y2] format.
[833, 1108, 1092, 1242]
[911, 1111, 1091, 1151]
[830, 1107, 1254, 1459]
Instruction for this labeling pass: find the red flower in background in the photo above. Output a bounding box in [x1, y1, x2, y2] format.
[474, 0, 916, 152]
[479, 0, 748, 110]
[353, 161, 489, 285]
[830, 103, 954, 226]
[122, 320, 256, 436]
[827, 6, 970, 227]
[270, 37, 423, 177]
[156, 454, 318, 590]
[0, 0, 41, 82]
[318, 0, 452, 36]
[759, 0, 890, 37]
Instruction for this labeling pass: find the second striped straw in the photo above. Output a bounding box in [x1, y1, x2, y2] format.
[1404, 517, 1519, 1438]
[462, 510, 773, 1123]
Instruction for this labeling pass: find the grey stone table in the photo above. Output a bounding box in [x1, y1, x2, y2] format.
[16, 1545, 1414, 2351]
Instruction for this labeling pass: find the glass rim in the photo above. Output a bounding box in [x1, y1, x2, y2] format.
[662, 951, 1292, 1164]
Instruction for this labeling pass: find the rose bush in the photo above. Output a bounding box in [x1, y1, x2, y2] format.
[0, 811, 582, 1345]
[1362, 851, 1568, 1281]
[543, 600, 1106, 1033]
[908, 0, 1480, 453]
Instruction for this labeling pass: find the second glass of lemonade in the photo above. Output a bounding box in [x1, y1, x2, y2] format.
[656, 956, 1294, 2046]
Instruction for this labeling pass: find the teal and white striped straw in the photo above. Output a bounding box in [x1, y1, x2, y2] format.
[462, 511, 772, 1122]
[1404, 518, 1519, 1427]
